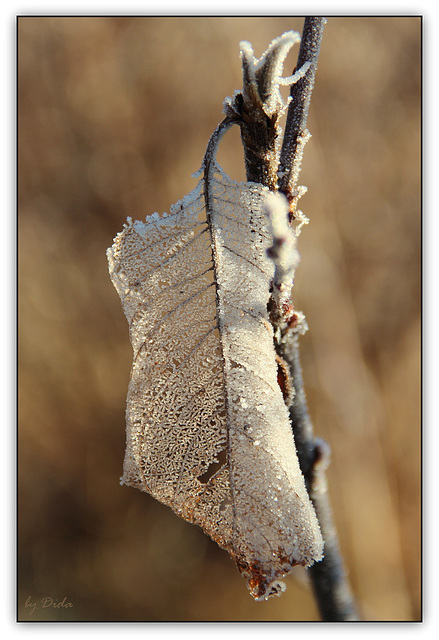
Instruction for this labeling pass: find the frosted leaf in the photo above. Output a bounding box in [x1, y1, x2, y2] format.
[107, 127, 323, 601]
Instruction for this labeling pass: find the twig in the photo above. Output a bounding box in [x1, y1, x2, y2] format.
[307, 438, 359, 621]
[278, 17, 359, 621]
[278, 17, 325, 200]
[231, 18, 359, 620]
[224, 30, 305, 191]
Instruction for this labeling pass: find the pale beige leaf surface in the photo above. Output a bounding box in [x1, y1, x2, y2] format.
[107, 160, 323, 600]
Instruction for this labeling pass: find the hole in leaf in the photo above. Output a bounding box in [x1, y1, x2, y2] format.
[197, 447, 227, 484]
[219, 497, 232, 512]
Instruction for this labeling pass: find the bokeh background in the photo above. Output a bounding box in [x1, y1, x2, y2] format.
[18, 16, 421, 621]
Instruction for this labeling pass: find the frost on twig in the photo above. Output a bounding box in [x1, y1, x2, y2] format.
[265, 192, 300, 330]
[223, 31, 311, 190]
[278, 18, 326, 200]
[224, 31, 310, 118]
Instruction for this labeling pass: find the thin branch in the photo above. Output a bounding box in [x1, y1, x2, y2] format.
[307, 438, 359, 621]
[278, 17, 326, 200]
[280, 334, 359, 621]
[277, 17, 359, 621]
[233, 18, 359, 620]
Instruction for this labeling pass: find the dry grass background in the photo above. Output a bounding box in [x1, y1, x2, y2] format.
[18, 16, 421, 622]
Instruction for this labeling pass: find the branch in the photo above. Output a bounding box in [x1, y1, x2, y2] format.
[277, 17, 359, 621]
[307, 439, 359, 620]
[231, 18, 359, 620]
[278, 17, 326, 200]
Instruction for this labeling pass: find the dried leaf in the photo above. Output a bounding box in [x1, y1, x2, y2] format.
[107, 126, 323, 599]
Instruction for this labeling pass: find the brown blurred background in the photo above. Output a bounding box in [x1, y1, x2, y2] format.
[18, 16, 421, 621]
